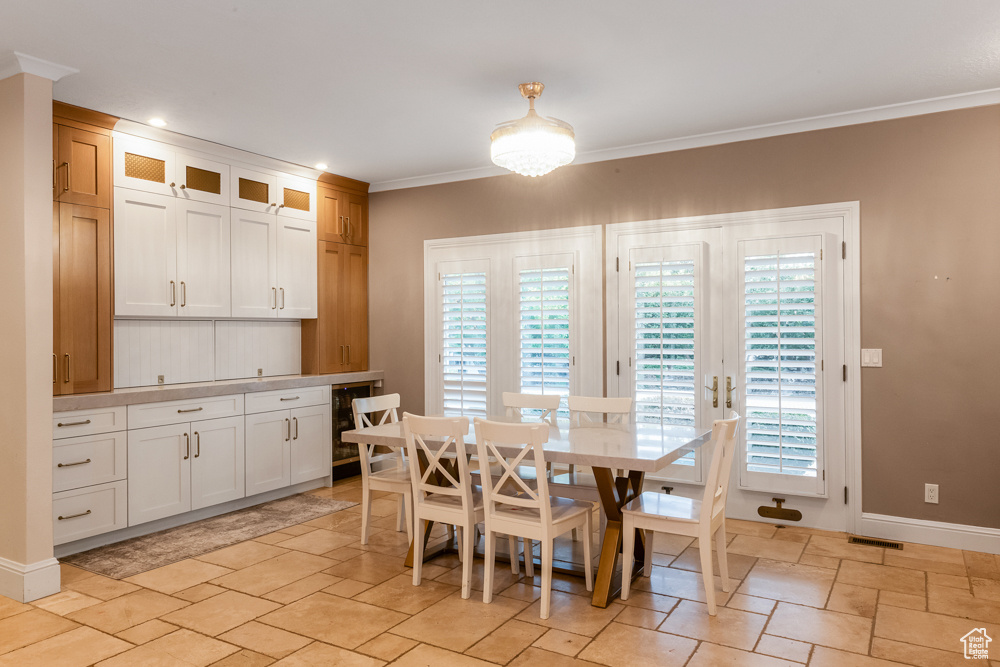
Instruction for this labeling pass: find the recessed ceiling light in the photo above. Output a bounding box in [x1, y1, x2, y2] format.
[315, 163, 328, 171]
[148, 117, 167, 127]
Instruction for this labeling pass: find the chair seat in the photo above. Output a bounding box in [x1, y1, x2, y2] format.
[368, 468, 411, 484]
[622, 491, 701, 523]
[423, 488, 484, 512]
[494, 495, 593, 524]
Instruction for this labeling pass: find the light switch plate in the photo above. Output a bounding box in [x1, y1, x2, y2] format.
[861, 349, 883, 367]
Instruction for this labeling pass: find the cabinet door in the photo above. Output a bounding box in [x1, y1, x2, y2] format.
[176, 152, 230, 206]
[230, 166, 278, 214]
[191, 416, 245, 510]
[343, 245, 368, 371]
[56, 125, 111, 208]
[290, 404, 331, 485]
[343, 193, 368, 247]
[245, 410, 291, 496]
[53, 203, 61, 391]
[276, 215, 317, 318]
[113, 135, 177, 197]
[128, 423, 191, 525]
[231, 209, 278, 318]
[277, 174, 317, 222]
[177, 200, 231, 317]
[319, 242, 345, 373]
[114, 188, 178, 316]
[58, 203, 112, 393]
[317, 186, 344, 242]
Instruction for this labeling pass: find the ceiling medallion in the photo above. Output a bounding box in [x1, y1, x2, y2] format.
[490, 82, 576, 177]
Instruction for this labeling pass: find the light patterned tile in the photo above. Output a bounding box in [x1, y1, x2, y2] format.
[394, 591, 529, 652]
[322, 578, 374, 598]
[353, 573, 457, 614]
[973, 577, 1000, 602]
[0, 595, 31, 621]
[804, 536, 883, 564]
[508, 647, 603, 667]
[212, 649, 276, 667]
[32, 589, 102, 616]
[737, 559, 835, 607]
[322, 551, 408, 585]
[874, 604, 1000, 653]
[218, 621, 312, 659]
[210, 551, 336, 596]
[686, 642, 800, 667]
[808, 646, 903, 666]
[356, 633, 419, 662]
[612, 605, 666, 629]
[466, 619, 547, 663]
[797, 553, 840, 570]
[125, 559, 233, 595]
[826, 582, 878, 618]
[726, 535, 804, 563]
[161, 590, 281, 636]
[632, 565, 732, 605]
[618, 590, 679, 614]
[928, 572, 970, 590]
[195, 541, 289, 570]
[726, 593, 775, 615]
[258, 592, 407, 650]
[389, 643, 492, 667]
[578, 622, 697, 666]
[95, 628, 239, 666]
[766, 602, 872, 654]
[884, 551, 967, 577]
[174, 583, 227, 603]
[965, 551, 1000, 580]
[877, 590, 926, 611]
[657, 599, 766, 651]
[754, 635, 811, 663]
[0, 608, 79, 654]
[263, 573, 343, 604]
[58, 564, 97, 586]
[64, 575, 140, 601]
[276, 529, 357, 555]
[0, 626, 129, 667]
[114, 619, 177, 644]
[515, 591, 622, 637]
[532, 628, 592, 657]
[725, 519, 779, 539]
[928, 583, 1000, 624]
[668, 546, 757, 580]
[66, 589, 188, 634]
[871, 637, 971, 667]
[837, 559, 925, 596]
[276, 525, 315, 537]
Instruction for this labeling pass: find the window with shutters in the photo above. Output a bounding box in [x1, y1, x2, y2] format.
[516, 256, 572, 416]
[739, 236, 823, 494]
[441, 267, 489, 418]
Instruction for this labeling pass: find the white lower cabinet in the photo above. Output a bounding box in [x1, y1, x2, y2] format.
[128, 415, 245, 526]
[245, 410, 292, 496]
[245, 389, 331, 495]
[290, 404, 331, 485]
[54, 480, 128, 546]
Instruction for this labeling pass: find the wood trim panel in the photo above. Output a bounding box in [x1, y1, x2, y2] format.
[317, 173, 369, 195]
[56, 125, 111, 209]
[53, 101, 118, 132]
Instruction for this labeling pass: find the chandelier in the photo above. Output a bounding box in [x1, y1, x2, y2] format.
[490, 82, 575, 177]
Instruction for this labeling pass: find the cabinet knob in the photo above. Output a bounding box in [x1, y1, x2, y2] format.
[170, 182, 176, 188]
[180, 184, 186, 189]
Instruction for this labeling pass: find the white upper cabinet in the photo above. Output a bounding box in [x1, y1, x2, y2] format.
[231, 209, 278, 318]
[231, 166, 279, 214]
[277, 216, 318, 318]
[277, 174, 317, 221]
[114, 189, 178, 317]
[113, 136, 177, 197]
[177, 200, 231, 318]
[175, 153, 230, 206]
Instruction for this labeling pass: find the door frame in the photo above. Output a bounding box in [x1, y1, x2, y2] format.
[606, 202, 862, 534]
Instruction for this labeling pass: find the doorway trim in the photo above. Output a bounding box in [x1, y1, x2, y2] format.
[605, 202, 861, 534]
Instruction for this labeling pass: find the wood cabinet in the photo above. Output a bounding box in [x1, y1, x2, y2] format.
[53, 203, 112, 394]
[54, 125, 111, 209]
[301, 242, 368, 374]
[317, 184, 367, 246]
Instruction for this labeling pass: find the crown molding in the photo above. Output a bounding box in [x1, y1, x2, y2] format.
[370, 86, 1000, 193]
[0, 52, 77, 82]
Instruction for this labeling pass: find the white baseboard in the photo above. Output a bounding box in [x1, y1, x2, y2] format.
[858, 513, 1000, 555]
[0, 555, 61, 602]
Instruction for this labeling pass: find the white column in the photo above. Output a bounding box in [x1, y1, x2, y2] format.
[0, 52, 77, 602]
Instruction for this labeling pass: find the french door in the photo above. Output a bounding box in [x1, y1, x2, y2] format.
[613, 210, 849, 529]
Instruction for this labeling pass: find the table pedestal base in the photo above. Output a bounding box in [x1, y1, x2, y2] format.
[591, 467, 645, 608]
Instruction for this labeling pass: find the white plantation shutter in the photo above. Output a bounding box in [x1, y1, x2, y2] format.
[518, 263, 571, 415]
[441, 269, 488, 417]
[740, 237, 823, 493]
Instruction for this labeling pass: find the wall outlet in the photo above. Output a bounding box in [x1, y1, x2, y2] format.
[157, 375, 164, 385]
[925, 483, 939, 504]
[861, 349, 883, 367]
[257, 368, 263, 377]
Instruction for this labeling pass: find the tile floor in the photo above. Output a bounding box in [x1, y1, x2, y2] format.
[4, 476, 1000, 666]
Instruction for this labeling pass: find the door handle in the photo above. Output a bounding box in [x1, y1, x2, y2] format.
[285, 418, 291, 442]
[293, 417, 298, 440]
[180, 281, 186, 307]
[194, 431, 200, 458]
[170, 281, 176, 307]
[64, 354, 71, 383]
[726, 376, 734, 409]
[272, 287, 277, 309]
[704, 376, 718, 408]
[183, 432, 190, 460]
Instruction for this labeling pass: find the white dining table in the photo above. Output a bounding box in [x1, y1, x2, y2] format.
[342, 416, 712, 608]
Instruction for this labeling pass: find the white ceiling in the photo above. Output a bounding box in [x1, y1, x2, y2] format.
[4, 1, 1000, 190]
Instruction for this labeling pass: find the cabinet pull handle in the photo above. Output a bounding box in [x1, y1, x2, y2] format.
[338, 215, 344, 237]
[57, 458, 92, 468]
[64, 354, 71, 383]
[341, 346, 345, 365]
[62, 162, 70, 192]
[57, 419, 91, 427]
[285, 418, 290, 442]
[346, 345, 351, 364]
[194, 431, 200, 458]
[184, 433, 190, 460]
[180, 281, 186, 307]
[280, 287, 285, 309]
[53, 353, 57, 384]
[177, 407, 203, 413]
[280, 396, 300, 401]
[58, 509, 91, 521]
[170, 281, 176, 307]
[272, 287, 277, 309]
[293, 417, 299, 440]
[345, 217, 351, 238]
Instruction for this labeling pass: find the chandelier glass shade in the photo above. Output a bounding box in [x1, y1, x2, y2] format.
[490, 82, 575, 177]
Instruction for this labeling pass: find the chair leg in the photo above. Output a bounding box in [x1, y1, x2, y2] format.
[508, 535, 519, 575]
[715, 523, 730, 592]
[699, 532, 717, 615]
[484, 530, 496, 603]
[540, 539, 554, 620]
[524, 539, 534, 577]
[582, 511, 594, 592]
[621, 516, 635, 601]
[395, 494, 405, 533]
[402, 490, 414, 544]
[456, 526, 463, 563]
[360, 483, 373, 545]
[461, 523, 475, 600]
[644, 530, 654, 576]
[412, 518, 426, 587]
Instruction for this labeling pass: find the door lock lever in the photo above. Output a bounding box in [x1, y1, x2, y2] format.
[704, 376, 719, 408]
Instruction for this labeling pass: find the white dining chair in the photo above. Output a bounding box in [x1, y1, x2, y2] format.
[568, 395, 632, 425]
[352, 394, 411, 545]
[502, 392, 560, 420]
[621, 412, 741, 615]
[474, 418, 594, 620]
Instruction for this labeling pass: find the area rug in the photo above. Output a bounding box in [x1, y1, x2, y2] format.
[62, 494, 357, 579]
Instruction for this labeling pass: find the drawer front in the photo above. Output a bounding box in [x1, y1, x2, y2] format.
[53, 480, 128, 546]
[53, 406, 127, 440]
[128, 394, 244, 429]
[53, 431, 127, 493]
[244, 385, 330, 415]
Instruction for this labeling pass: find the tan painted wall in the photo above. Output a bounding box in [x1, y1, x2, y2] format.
[0, 73, 55, 572]
[369, 104, 1000, 529]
